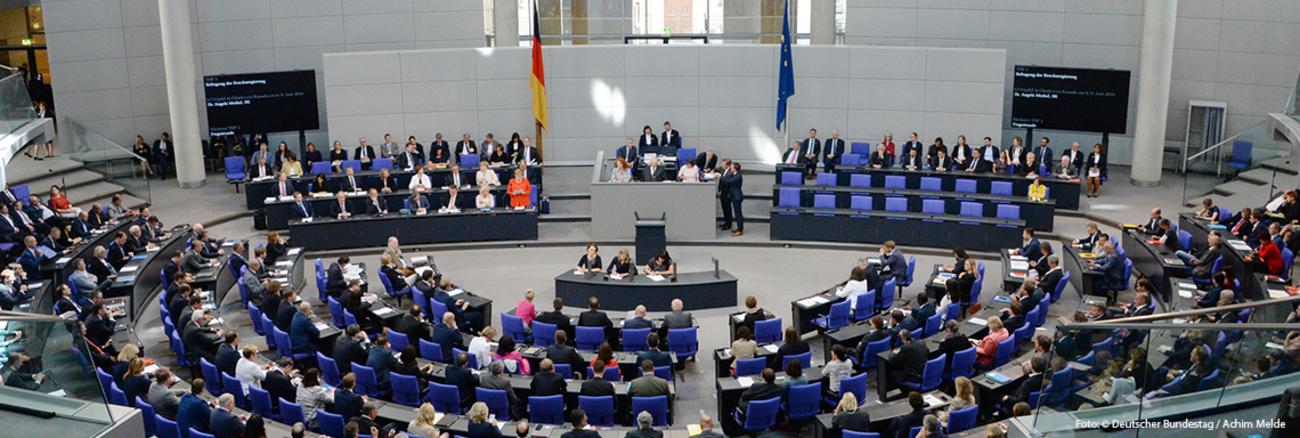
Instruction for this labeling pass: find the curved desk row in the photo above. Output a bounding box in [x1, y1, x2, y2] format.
[770, 207, 1026, 252]
[773, 184, 1056, 231]
[554, 270, 738, 312]
[287, 208, 539, 251]
[243, 164, 540, 210]
[776, 164, 1080, 210]
[263, 185, 513, 230]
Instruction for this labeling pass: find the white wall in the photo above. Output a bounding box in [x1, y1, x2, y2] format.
[324, 45, 1007, 163]
[846, 0, 1300, 166]
[41, 0, 485, 148]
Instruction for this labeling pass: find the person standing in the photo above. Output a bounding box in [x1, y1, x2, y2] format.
[721, 162, 744, 236]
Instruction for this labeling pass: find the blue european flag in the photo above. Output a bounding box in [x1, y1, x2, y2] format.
[776, 0, 795, 131]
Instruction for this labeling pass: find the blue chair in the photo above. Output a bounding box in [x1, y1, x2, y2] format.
[850, 195, 873, 211]
[392, 373, 422, 407]
[950, 347, 976, 379]
[884, 175, 906, 189]
[388, 331, 410, 352]
[922, 199, 944, 214]
[784, 382, 822, 421]
[667, 328, 698, 361]
[849, 174, 871, 188]
[754, 318, 782, 344]
[225, 157, 247, 184]
[851, 142, 871, 155]
[783, 351, 813, 370]
[318, 411, 346, 438]
[990, 181, 1012, 196]
[735, 397, 779, 432]
[137, 397, 158, 437]
[279, 398, 306, 430]
[955, 179, 977, 194]
[476, 388, 511, 419]
[900, 354, 945, 393]
[877, 278, 896, 312]
[622, 328, 651, 352]
[816, 173, 837, 186]
[429, 382, 462, 414]
[156, 415, 181, 438]
[780, 172, 801, 185]
[885, 197, 907, 212]
[843, 433, 880, 438]
[1227, 140, 1252, 170]
[501, 313, 529, 343]
[812, 300, 851, 331]
[778, 187, 801, 208]
[310, 162, 332, 174]
[852, 290, 876, 321]
[920, 177, 941, 192]
[317, 352, 342, 386]
[860, 338, 891, 370]
[200, 358, 223, 395]
[529, 394, 565, 425]
[372, 158, 393, 171]
[352, 363, 381, 397]
[735, 358, 766, 376]
[576, 326, 605, 351]
[534, 321, 558, 347]
[249, 387, 275, 420]
[578, 396, 616, 427]
[813, 194, 836, 209]
[632, 396, 669, 427]
[994, 336, 1015, 367]
[996, 204, 1020, 220]
[947, 405, 978, 433]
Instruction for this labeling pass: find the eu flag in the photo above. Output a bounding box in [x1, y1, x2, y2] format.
[776, 0, 795, 131]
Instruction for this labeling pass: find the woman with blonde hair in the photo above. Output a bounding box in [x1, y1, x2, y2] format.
[940, 376, 976, 426]
[407, 402, 442, 438]
[831, 391, 871, 432]
[976, 316, 1009, 367]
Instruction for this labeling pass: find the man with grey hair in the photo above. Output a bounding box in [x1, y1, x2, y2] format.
[479, 360, 520, 418]
[663, 298, 692, 331]
[209, 393, 247, 438]
[627, 411, 661, 438]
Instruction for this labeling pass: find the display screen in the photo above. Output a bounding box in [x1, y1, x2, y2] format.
[204, 70, 319, 137]
[1010, 66, 1131, 134]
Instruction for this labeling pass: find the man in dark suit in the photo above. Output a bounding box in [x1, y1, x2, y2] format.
[215, 331, 240, 377]
[737, 368, 784, 414]
[1002, 357, 1046, 410]
[263, 358, 298, 410]
[354, 137, 376, 163]
[799, 129, 821, 179]
[431, 313, 464, 363]
[530, 359, 567, 397]
[288, 301, 320, 355]
[445, 353, 478, 408]
[617, 139, 640, 169]
[578, 297, 614, 342]
[663, 299, 693, 331]
[635, 333, 673, 369]
[332, 325, 368, 376]
[822, 130, 845, 173]
[290, 192, 313, 220]
[209, 393, 245, 438]
[580, 360, 616, 397]
[176, 380, 211, 436]
[885, 392, 927, 438]
[546, 330, 586, 373]
[722, 163, 745, 236]
[660, 122, 681, 149]
[893, 329, 928, 385]
[333, 373, 366, 420]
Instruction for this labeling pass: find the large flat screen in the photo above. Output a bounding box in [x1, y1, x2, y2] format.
[204, 70, 319, 137]
[1010, 66, 1131, 134]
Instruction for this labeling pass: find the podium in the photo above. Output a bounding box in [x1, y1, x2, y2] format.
[635, 212, 666, 265]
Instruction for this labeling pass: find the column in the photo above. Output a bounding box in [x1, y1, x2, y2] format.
[1130, 0, 1177, 187]
[495, 0, 520, 47]
[158, 0, 204, 188]
[809, 0, 834, 45]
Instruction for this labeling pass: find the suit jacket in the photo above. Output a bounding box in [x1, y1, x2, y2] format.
[798, 139, 821, 163]
[209, 407, 245, 438]
[176, 392, 211, 435]
[354, 145, 376, 161]
[530, 371, 566, 397]
[663, 310, 692, 331]
[430, 324, 463, 362]
[661, 130, 681, 148]
[263, 370, 297, 410]
[823, 138, 845, 161]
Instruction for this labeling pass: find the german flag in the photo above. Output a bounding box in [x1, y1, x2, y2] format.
[530, 1, 548, 133]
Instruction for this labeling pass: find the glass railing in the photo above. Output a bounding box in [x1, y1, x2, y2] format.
[0, 311, 118, 429]
[1181, 120, 1291, 206]
[61, 118, 151, 206]
[1027, 294, 1300, 436]
[0, 71, 37, 137]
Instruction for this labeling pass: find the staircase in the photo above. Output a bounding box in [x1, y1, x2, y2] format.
[5, 155, 147, 212]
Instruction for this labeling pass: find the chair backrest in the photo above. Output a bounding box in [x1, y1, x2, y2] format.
[311, 162, 332, 174]
[850, 195, 873, 211]
[429, 382, 462, 414]
[576, 326, 605, 350]
[578, 396, 616, 427]
[849, 174, 871, 188]
[528, 394, 564, 425]
[501, 313, 527, 343]
[816, 173, 837, 186]
[781, 172, 801, 185]
[754, 318, 783, 344]
[783, 351, 813, 370]
[813, 194, 836, 209]
[922, 199, 944, 214]
[475, 387, 511, 419]
[995, 336, 1015, 367]
[352, 363, 379, 397]
[631, 396, 669, 427]
[920, 177, 941, 192]
[990, 181, 1013, 196]
[667, 327, 698, 358]
[622, 327, 651, 352]
[735, 357, 766, 376]
[317, 352, 342, 386]
[951, 346, 976, 379]
[996, 204, 1020, 220]
[884, 197, 908, 212]
[741, 397, 780, 431]
[778, 187, 801, 208]
[884, 175, 906, 189]
[948, 405, 979, 433]
[224, 157, 246, 180]
[279, 398, 306, 428]
[318, 411, 346, 438]
[533, 321, 558, 347]
[955, 179, 977, 194]
[786, 382, 822, 420]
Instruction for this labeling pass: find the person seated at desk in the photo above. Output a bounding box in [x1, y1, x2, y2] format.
[931, 148, 953, 172]
[737, 368, 784, 416]
[606, 249, 635, 277]
[1197, 197, 1221, 222]
[328, 191, 353, 219]
[562, 410, 602, 438]
[627, 359, 670, 398]
[769, 326, 810, 369]
[1055, 156, 1076, 180]
[974, 315, 1008, 367]
[832, 392, 872, 433]
[678, 158, 701, 182]
[309, 173, 332, 197]
[901, 147, 923, 170]
[439, 187, 462, 213]
[644, 250, 674, 276]
[610, 157, 634, 183]
[576, 243, 602, 274]
[508, 169, 532, 209]
[869, 143, 894, 169]
[409, 166, 432, 193]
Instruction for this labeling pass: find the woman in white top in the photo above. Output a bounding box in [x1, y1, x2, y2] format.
[468, 326, 497, 370]
[678, 158, 701, 182]
[409, 166, 432, 192]
[235, 345, 271, 393]
[610, 158, 633, 183]
[476, 162, 500, 187]
[475, 186, 495, 210]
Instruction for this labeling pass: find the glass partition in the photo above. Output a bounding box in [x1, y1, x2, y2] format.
[60, 118, 151, 206]
[1028, 296, 1300, 436]
[1181, 120, 1291, 206]
[0, 72, 37, 137]
[0, 311, 118, 429]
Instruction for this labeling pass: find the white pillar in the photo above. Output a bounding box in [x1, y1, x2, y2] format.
[1130, 0, 1177, 187]
[809, 0, 835, 45]
[495, 0, 520, 47]
[158, 0, 205, 188]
